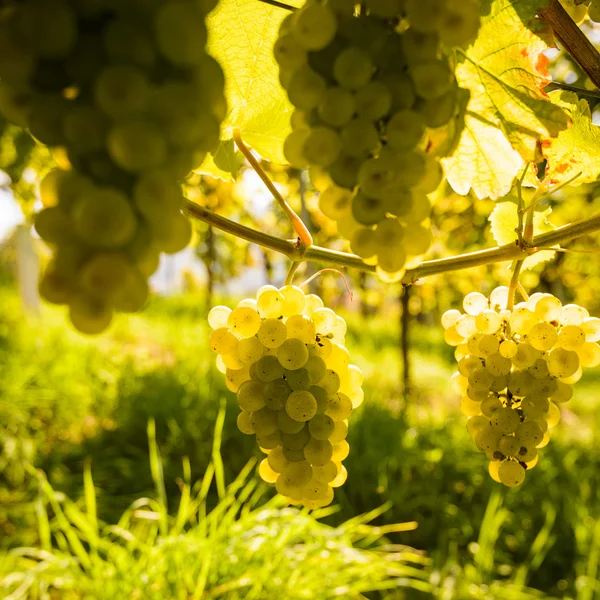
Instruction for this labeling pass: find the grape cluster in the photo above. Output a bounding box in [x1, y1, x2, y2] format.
[0, 0, 225, 334]
[208, 285, 363, 508]
[443, 288, 600, 487]
[275, 0, 480, 278]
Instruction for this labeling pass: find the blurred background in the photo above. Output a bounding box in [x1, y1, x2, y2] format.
[2, 14, 600, 600]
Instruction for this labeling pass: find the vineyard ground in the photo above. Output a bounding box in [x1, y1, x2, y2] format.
[1, 283, 599, 598]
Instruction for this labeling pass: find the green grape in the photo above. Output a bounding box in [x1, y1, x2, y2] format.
[329, 154, 361, 189]
[516, 421, 544, 448]
[405, 0, 444, 33]
[281, 460, 313, 489]
[562, 304, 589, 326]
[577, 342, 600, 368]
[285, 368, 312, 391]
[104, 17, 156, 68]
[267, 446, 289, 473]
[419, 88, 458, 128]
[134, 170, 183, 223]
[581, 317, 600, 342]
[286, 390, 318, 421]
[325, 392, 352, 421]
[317, 87, 356, 127]
[278, 338, 309, 370]
[485, 353, 512, 377]
[455, 315, 476, 338]
[534, 295, 562, 321]
[94, 65, 151, 119]
[546, 347, 580, 378]
[528, 358, 550, 380]
[521, 394, 549, 420]
[227, 306, 261, 338]
[264, 380, 291, 410]
[403, 224, 432, 256]
[292, 3, 337, 51]
[34, 206, 73, 246]
[152, 212, 192, 254]
[277, 408, 306, 434]
[71, 188, 136, 248]
[358, 156, 400, 198]
[340, 118, 380, 158]
[352, 193, 387, 226]
[257, 287, 284, 319]
[386, 110, 425, 150]
[286, 314, 317, 344]
[80, 252, 133, 303]
[237, 337, 265, 364]
[319, 369, 341, 395]
[16, 0, 77, 58]
[288, 66, 327, 111]
[63, 105, 108, 155]
[312, 460, 339, 483]
[333, 46, 373, 89]
[499, 340, 518, 359]
[312, 308, 337, 335]
[155, 1, 207, 66]
[527, 322, 558, 351]
[498, 435, 521, 457]
[258, 318, 288, 348]
[303, 126, 342, 167]
[304, 438, 333, 466]
[410, 60, 453, 100]
[222, 351, 244, 371]
[557, 324, 586, 351]
[107, 119, 167, 172]
[236, 411, 255, 435]
[69, 295, 113, 335]
[284, 128, 311, 169]
[439, 1, 481, 46]
[255, 355, 286, 382]
[319, 186, 353, 221]
[355, 80, 391, 120]
[274, 33, 308, 71]
[225, 365, 252, 393]
[257, 430, 282, 450]
[512, 343, 538, 369]
[473, 423, 501, 455]
[259, 458, 280, 483]
[498, 461, 526, 487]
[250, 408, 278, 435]
[331, 439, 350, 461]
[280, 285, 306, 316]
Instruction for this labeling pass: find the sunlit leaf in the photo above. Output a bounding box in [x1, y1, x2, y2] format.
[444, 0, 570, 200]
[489, 199, 557, 270]
[207, 0, 301, 168]
[542, 90, 600, 186]
[197, 139, 244, 181]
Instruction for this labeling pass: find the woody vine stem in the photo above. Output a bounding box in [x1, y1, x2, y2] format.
[184, 0, 600, 285]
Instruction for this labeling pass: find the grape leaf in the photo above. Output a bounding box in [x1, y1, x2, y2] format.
[204, 0, 300, 170]
[489, 200, 557, 270]
[197, 139, 245, 181]
[443, 0, 570, 200]
[542, 90, 600, 185]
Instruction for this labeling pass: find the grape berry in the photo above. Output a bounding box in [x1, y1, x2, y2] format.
[443, 288, 600, 487]
[209, 285, 363, 508]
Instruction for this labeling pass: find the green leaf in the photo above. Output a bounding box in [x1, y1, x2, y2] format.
[443, 0, 570, 200]
[207, 0, 301, 167]
[196, 139, 244, 181]
[489, 200, 557, 270]
[542, 90, 600, 185]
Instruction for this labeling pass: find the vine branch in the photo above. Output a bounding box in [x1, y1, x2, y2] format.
[539, 0, 600, 90]
[232, 129, 313, 250]
[184, 199, 600, 284]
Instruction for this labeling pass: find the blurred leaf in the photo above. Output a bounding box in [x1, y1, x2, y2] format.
[197, 139, 244, 181]
[444, 0, 570, 200]
[207, 0, 300, 165]
[489, 199, 557, 270]
[542, 90, 600, 186]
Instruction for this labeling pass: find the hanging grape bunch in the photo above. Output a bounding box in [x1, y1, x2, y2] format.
[0, 0, 226, 334]
[442, 287, 600, 487]
[558, 0, 600, 24]
[208, 285, 363, 508]
[274, 0, 480, 279]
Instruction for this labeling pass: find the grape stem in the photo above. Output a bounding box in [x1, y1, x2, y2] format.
[539, 0, 600, 90]
[545, 81, 600, 100]
[183, 199, 600, 281]
[284, 261, 302, 285]
[232, 129, 313, 251]
[507, 259, 524, 311]
[299, 268, 354, 301]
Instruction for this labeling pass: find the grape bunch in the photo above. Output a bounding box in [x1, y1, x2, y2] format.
[275, 0, 480, 279]
[442, 288, 600, 487]
[0, 0, 226, 334]
[208, 285, 363, 508]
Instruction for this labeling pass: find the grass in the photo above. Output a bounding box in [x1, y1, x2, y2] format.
[1, 284, 600, 598]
